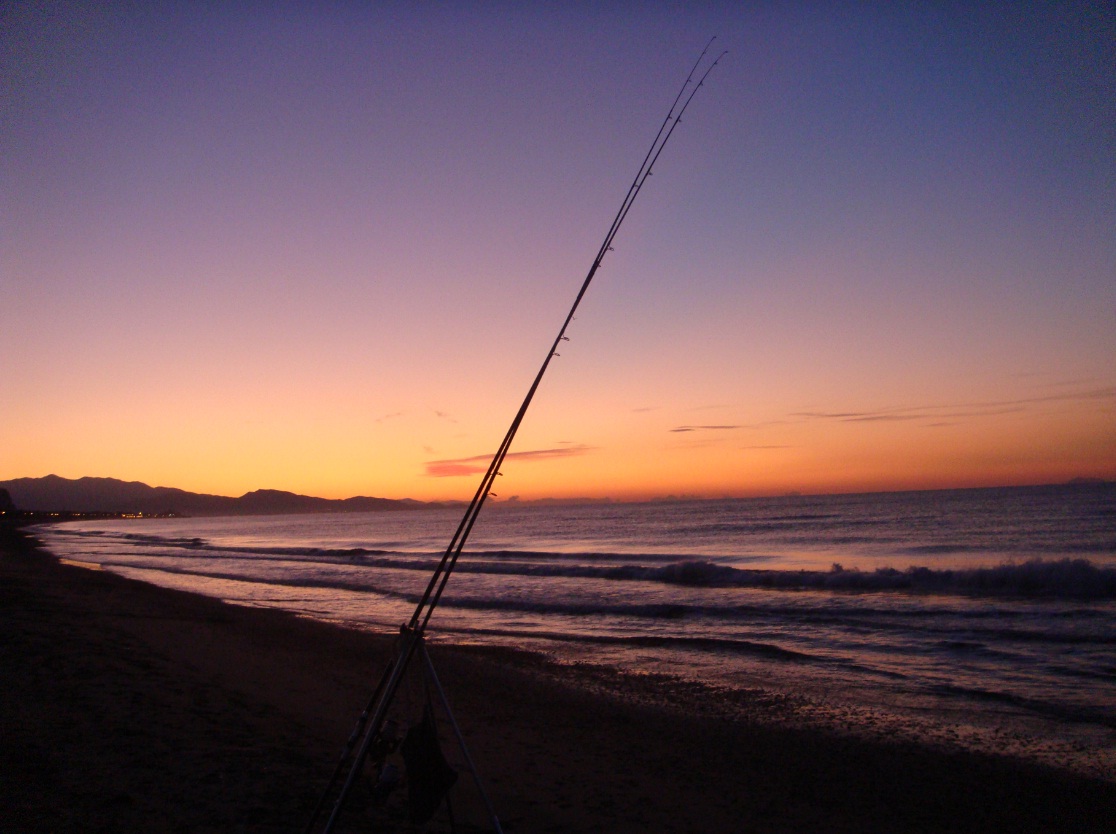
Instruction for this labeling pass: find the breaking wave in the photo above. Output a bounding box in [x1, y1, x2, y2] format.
[58, 521, 1116, 600]
[439, 557, 1116, 600]
[50, 528, 394, 560]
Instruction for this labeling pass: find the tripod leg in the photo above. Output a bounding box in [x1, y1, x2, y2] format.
[419, 643, 504, 834]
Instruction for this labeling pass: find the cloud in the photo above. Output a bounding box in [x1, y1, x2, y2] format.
[793, 410, 961, 423]
[663, 386, 1116, 440]
[506, 445, 595, 462]
[791, 387, 1116, 426]
[670, 425, 741, 433]
[424, 444, 595, 477]
[424, 461, 485, 477]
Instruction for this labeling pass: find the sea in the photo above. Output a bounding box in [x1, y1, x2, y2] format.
[37, 482, 1116, 780]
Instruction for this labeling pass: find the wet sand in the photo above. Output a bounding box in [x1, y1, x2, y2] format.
[2, 522, 1113, 833]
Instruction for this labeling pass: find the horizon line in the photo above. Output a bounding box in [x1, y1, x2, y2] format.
[3, 473, 1112, 510]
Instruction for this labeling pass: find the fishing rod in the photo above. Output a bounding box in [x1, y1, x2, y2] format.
[411, 38, 726, 635]
[310, 41, 724, 833]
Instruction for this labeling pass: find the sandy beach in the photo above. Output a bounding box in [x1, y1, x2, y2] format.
[2, 521, 1113, 833]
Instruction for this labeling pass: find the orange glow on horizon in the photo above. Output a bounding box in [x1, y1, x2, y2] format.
[4, 7, 1113, 507]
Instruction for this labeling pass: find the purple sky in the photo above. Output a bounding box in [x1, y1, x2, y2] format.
[3, 3, 1113, 500]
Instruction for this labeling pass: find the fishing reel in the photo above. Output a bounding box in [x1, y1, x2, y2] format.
[367, 718, 402, 805]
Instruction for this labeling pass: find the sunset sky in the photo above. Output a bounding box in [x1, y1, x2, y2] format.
[3, 3, 1114, 502]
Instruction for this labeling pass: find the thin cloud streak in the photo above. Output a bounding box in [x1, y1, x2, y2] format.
[670, 425, 742, 433]
[792, 387, 1116, 425]
[666, 387, 1114, 447]
[425, 444, 595, 478]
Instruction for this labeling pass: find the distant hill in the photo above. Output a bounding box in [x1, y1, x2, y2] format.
[0, 475, 430, 516]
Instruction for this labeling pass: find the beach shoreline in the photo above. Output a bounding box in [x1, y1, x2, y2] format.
[3, 521, 1114, 833]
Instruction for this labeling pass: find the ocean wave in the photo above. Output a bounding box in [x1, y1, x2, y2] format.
[431, 623, 816, 663]
[930, 683, 1116, 728]
[433, 594, 1116, 646]
[54, 528, 396, 560]
[101, 562, 417, 601]
[217, 544, 393, 559]
[125, 554, 1116, 603]
[425, 557, 1116, 600]
[902, 544, 980, 555]
[675, 558, 1116, 599]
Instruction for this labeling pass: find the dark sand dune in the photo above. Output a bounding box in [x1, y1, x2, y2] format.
[2, 523, 1113, 833]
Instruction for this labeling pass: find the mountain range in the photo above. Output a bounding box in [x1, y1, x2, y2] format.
[0, 475, 440, 516]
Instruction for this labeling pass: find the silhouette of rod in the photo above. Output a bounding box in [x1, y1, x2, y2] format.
[313, 43, 724, 832]
[411, 39, 726, 635]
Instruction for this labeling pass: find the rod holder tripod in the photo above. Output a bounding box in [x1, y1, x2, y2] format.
[305, 627, 502, 834]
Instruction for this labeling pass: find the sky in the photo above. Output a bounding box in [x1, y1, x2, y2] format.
[3, 2, 1114, 502]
